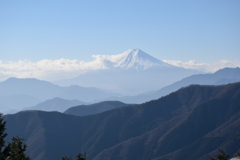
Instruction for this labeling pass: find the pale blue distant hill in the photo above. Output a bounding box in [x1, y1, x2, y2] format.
[23, 97, 85, 112]
[0, 77, 119, 102]
[0, 94, 41, 114]
[153, 67, 240, 99]
[104, 67, 240, 103]
[0, 78, 119, 114]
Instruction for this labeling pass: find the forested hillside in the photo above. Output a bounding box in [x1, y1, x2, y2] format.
[4, 82, 240, 160]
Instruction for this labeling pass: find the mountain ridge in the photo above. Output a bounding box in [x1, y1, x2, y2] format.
[4, 82, 240, 160]
[23, 97, 84, 112]
[103, 67, 240, 104]
[64, 101, 133, 116]
[0, 77, 119, 114]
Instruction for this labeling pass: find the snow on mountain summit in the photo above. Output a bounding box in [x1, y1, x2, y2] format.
[92, 49, 172, 70]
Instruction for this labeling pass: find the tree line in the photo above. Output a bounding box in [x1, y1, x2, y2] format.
[1, 113, 239, 160]
[0, 113, 87, 160]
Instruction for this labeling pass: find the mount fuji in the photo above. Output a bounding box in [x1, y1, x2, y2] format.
[93, 49, 173, 70]
[55, 49, 201, 95]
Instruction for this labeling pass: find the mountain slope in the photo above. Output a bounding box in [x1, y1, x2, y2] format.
[93, 83, 240, 160]
[4, 82, 240, 160]
[105, 67, 240, 104]
[153, 101, 240, 160]
[152, 67, 240, 100]
[64, 101, 131, 116]
[56, 49, 201, 95]
[23, 97, 84, 112]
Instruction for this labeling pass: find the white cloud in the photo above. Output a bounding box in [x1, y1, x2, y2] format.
[163, 60, 240, 72]
[0, 58, 107, 81]
[0, 56, 240, 82]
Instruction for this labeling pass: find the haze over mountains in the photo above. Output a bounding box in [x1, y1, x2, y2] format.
[2, 0, 239, 159]
[0, 78, 119, 114]
[23, 97, 84, 113]
[1, 67, 240, 114]
[55, 49, 201, 95]
[4, 82, 240, 160]
[0, 94, 41, 114]
[1, 50, 239, 160]
[0, 77, 119, 102]
[64, 101, 131, 117]
[0, 49, 202, 114]
[1, 49, 240, 160]
[107, 67, 240, 104]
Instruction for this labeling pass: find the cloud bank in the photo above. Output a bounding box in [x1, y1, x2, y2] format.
[0, 56, 240, 82]
[0, 58, 107, 81]
[163, 60, 240, 72]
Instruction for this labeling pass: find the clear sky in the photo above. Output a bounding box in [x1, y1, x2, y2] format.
[0, 0, 240, 81]
[1, 0, 239, 62]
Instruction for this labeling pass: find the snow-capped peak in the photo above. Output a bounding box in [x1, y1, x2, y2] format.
[92, 49, 172, 70]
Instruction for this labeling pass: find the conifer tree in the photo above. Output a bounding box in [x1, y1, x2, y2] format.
[209, 149, 229, 160]
[62, 152, 88, 160]
[0, 113, 30, 160]
[8, 136, 30, 160]
[76, 152, 87, 160]
[0, 113, 10, 160]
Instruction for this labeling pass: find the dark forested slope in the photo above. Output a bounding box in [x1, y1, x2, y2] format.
[4, 82, 240, 160]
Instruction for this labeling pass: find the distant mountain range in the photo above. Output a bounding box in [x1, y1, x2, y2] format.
[4, 82, 240, 160]
[0, 78, 119, 114]
[1, 67, 239, 114]
[153, 67, 240, 98]
[55, 49, 201, 95]
[64, 101, 132, 116]
[23, 97, 84, 112]
[0, 94, 41, 114]
[106, 67, 240, 104]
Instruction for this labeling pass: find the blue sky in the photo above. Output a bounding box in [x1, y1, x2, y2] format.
[0, 1, 240, 81]
[1, 0, 239, 62]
